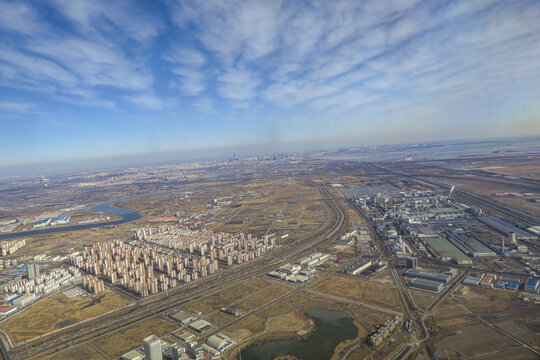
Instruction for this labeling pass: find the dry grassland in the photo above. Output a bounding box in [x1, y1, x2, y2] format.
[179, 297, 227, 315]
[310, 274, 403, 311]
[1, 291, 129, 343]
[92, 317, 177, 358]
[46, 344, 106, 360]
[237, 285, 292, 310]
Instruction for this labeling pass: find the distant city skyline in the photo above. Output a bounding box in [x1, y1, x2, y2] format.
[1, 0, 539, 167]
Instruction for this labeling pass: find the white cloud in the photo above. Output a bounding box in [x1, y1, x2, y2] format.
[0, 46, 78, 88]
[0, 101, 34, 112]
[126, 93, 167, 110]
[218, 67, 260, 100]
[0, 1, 42, 35]
[171, 67, 207, 95]
[25, 37, 152, 90]
[50, 0, 163, 41]
[164, 47, 207, 67]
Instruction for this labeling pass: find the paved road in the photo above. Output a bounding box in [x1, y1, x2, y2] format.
[305, 288, 403, 316]
[0, 337, 11, 360]
[11, 184, 348, 359]
[427, 272, 468, 312]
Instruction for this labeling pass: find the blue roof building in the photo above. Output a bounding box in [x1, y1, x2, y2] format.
[525, 278, 539, 293]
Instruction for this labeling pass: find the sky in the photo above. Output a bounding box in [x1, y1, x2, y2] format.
[1, 0, 539, 169]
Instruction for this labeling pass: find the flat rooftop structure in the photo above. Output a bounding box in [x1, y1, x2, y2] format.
[478, 216, 536, 240]
[413, 224, 439, 238]
[410, 278, 444, 292]
[189, 319, 212, 333]
[526, 278, 539, 289]
[425, 218, 478, 227]
[345, 260, 372, 275]
[445, 231, 496, 257]
[34, 218, 51, 225]
[424, 237, 472, 264]
[171, 310, 196, 324]
[0, 306, 16, 315]
[505, 282, 519, 291]
[463, 276, 482, 286]
[51, 215, 70, 224]
[404, 269, 452, 283]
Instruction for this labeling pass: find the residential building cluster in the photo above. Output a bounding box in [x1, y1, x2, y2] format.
[0, 239, 26, 256]
[368, 316, 401, 346]
[69, 227, 276, 297]
[1, 266, 81, 297]
[83, 274, 105, 294]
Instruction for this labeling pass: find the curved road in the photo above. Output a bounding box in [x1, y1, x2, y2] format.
[10, 184, 348, 360]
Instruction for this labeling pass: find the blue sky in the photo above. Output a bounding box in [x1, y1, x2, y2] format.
[0, 0, 539, 167]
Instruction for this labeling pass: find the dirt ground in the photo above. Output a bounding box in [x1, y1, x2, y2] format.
[92, 316, 177, 358]
[0, 290, 130, 343]
[310, 274, 403, 312]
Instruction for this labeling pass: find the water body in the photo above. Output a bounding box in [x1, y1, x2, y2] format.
[0, 178, 248, 240]
[240, 308, 357, 360]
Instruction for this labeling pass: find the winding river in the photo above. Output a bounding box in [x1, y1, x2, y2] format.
[239, 308, 358, 360]
[0, 178, 248, 240]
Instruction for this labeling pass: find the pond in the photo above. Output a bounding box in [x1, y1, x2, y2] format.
[239, 308, 357, 360]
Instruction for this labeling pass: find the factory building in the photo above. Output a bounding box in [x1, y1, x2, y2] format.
[297, 252, 330, 267]
[170, 310, 197, 325]
[409, 278, 444, 292]
[278, 263, 301, 275]
[0, 306, 16, 316]
[404, 269, 451, 283]
[13, 293, 36, 306]
[478, 216, 536, 240]
[33, 218, 51, 228]
[51, 215, 70, 225]
[525, 278, 539, 294]
[345, 260, 372, 275]
[463, 276, 483, 286]
[189, 319, 212, 333]
[445, 231, 496, 257]
[480, 276, 494, 288]
[207, 334, 228, 351]
[143, 335, 163, 360]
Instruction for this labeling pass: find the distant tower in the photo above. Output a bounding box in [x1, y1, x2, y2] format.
[143, 335, 163, 360]
[502, 236, 505, 255]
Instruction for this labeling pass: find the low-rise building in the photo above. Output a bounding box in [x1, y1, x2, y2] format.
[409, 278, 444, 292]
[13, 293, 36, 306]
[525, 278, 539, 293]
[404, 269, 452, 283]
[189, 319, 212, 333]
[345, 260, 372, 275]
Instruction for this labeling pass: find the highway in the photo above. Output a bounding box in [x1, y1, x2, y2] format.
[10, 184, 348, 360]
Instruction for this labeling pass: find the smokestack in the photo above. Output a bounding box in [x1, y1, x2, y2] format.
[509, 232, 517, 245]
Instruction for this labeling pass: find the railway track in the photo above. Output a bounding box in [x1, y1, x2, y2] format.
[375, 164, 539, 226]
[11, 184, 348, 360]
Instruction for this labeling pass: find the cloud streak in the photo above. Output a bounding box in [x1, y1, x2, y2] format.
[1, 0, 539, 165]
